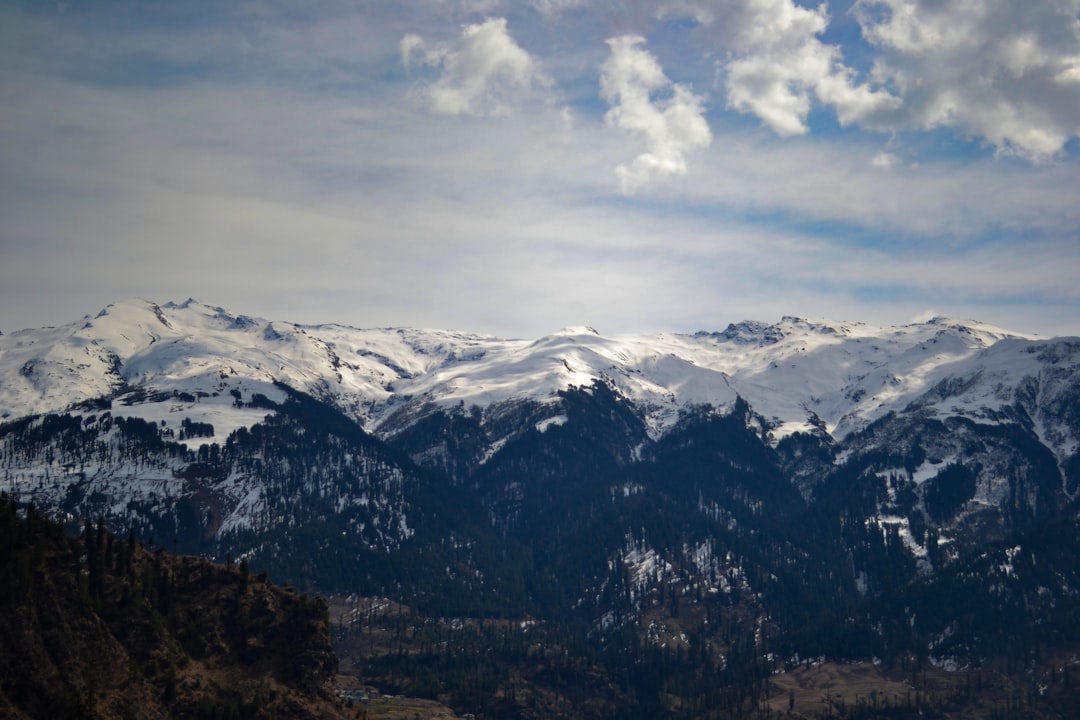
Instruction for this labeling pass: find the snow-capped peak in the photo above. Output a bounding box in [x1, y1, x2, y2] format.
[0, 300, 1067, 451]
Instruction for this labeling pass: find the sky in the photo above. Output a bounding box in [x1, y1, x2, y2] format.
[1, 0, 1079, 339]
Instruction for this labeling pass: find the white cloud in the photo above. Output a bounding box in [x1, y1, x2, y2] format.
[668, 0, 900, 136]
[659, 0, 1080, 161]
[871, 151, 898, 168]
[461, 0, 501, 12]
[404, 17, 551, 117]
[854, 0, 1080, 161]
[909, 309, 940, 323]
[3, 0, 1080, 339]
[531, 0, 587, 18]
[600, 35, 712, 193]
[400, 33, 425, 69]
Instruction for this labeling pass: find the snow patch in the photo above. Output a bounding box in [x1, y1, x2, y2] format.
[535, 414, 567, 433]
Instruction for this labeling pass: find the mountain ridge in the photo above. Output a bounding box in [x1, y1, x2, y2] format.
[5, 296, 1077, 511]
[3, 297, 1080, 717]
[3, 297, 1077, 571]
[0, 297, 1052, 440]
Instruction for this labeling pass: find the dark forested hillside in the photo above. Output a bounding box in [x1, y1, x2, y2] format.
[0, 494, 347, 720]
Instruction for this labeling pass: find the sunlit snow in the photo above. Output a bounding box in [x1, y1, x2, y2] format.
[2, 299, 1075, 475]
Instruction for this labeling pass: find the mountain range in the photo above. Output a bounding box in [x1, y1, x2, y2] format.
[3, 298, 1080, 717]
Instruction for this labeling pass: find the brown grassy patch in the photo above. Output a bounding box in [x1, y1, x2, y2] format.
[764, 661, 916, 716]
[359, 694, 462, 719]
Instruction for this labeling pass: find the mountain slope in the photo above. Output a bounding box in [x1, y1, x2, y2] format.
[2, 298, 1078, 569]
[2, 298, 1080, 718]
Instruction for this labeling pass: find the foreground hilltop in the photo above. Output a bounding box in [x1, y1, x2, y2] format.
[0, 494, 344, 720]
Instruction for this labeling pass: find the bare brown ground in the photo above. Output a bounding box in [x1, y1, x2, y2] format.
[359, 694, 463, 720]
[764, 661, 917, 717]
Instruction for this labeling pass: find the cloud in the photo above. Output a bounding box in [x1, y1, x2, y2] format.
[909, 309, 940, 323]
[871, 151, 898, 168]
[404, 17, 552, 117]
[701, 0, 901, 136]
[658, 0, 1080, 161]
[599, 35, 712, 193]
[3, 0, 1080, 340]
[400, 33, 425, 69]
[853, 0, 1080, 161]
[530, 0, 587, 18]
[461, 0, 501, 12]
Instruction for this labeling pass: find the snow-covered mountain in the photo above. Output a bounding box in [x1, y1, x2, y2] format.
[4, 297, 1080, 681]
[4, 297, 1077, 545]
[3, 297, 1070, 451]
